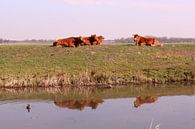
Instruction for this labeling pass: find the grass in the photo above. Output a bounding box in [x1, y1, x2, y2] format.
[0, 43, 195, 87]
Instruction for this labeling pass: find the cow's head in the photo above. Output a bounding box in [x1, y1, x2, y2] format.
[133, 34, 141, 44]
[89, 34, 97, 42]
[133, 34, 138, 40]
[74, 36, 84, 47]
[98, 36, 104, 40]
[53, 41, 58, 46]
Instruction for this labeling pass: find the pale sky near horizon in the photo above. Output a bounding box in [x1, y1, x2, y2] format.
[0, 0, 195, 40]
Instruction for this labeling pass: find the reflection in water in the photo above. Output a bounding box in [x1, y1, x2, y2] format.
[54, 99, 104, 111]
[134, 96, 158, 108]
[0, 84, 195, 102]
[1, 96, 195, 129]
[0, 85, 195, 129]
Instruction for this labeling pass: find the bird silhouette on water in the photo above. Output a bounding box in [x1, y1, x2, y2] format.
[26, 104, 31, 112]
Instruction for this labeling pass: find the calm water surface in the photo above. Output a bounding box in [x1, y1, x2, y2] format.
[0, 85, 195, 129]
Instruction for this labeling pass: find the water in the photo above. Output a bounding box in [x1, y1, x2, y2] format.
[0, 85, 195, 129]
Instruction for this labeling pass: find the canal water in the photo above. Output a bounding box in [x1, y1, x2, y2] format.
[0, 85, 195, 129]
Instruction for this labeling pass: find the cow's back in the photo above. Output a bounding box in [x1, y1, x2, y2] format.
[56, 37, 76, 47]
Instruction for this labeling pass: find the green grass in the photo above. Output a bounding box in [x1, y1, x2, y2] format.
[0, 43, 195, 87]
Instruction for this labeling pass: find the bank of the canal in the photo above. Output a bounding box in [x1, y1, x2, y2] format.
[0, 44, 195, 87]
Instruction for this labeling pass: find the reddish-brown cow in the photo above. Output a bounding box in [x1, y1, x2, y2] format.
[80, 35, 104, 46]
[96, 35, 104, 45]
[89, 35, 104, 45]
[80, 37, 91, 46]
[133, 34, 161, 46]
[53, 37, 84, 47]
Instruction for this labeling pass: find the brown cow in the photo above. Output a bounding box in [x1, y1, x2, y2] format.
[96, 35, 104, 45]
[80, 37, 91, 46]
[79, 35, 104, 46]
[53, 37, 84, 47]
[80, 35, 103, 45]
[133, 34, 161, 46]
[90, 35, 104, 45]
[134, 96, 158, 108]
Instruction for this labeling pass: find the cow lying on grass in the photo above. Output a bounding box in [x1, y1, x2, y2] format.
[53, 37, 84, 47]
[81, 35, 104, 46]
[133, 34, 162, 46]
[53, 35, 104, 47]
[90, 35, 104, 45]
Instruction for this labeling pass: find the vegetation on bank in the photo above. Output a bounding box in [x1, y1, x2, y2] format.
[0, 84, 195, 101]
[0, 44, 195, 87]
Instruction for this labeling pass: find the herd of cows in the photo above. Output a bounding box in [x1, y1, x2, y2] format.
[53, 34, 104, 47]
[52, 34, 162, 47]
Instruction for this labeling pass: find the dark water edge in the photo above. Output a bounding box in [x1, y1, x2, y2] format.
[0, 83, 195, 101]
[0, 84, 195, 129]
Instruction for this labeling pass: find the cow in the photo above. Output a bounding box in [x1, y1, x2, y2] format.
[134, 96, 158, 108]
[80, 37, 91, 46]
[89, 35, 104, 45]
[79, 35, 104, 46]
[53, 37, 84, 47]
[96, 35, 104, 45]
[133, 34, 161, 46]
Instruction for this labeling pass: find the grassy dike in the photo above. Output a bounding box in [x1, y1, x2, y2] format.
[0, 44, 195, 87]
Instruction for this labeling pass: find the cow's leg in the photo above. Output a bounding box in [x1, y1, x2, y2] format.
[56, 45, 62, 48]
[92, 41, 98, 45]
[140, 43, 145, 46]
[69, 44, 75, 47]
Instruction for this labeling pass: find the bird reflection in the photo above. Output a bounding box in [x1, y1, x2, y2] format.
[134, 96, 158, 108]
[54, 99, 104, 111]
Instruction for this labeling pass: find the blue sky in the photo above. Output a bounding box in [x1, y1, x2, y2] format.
[0, 0, 195, 40]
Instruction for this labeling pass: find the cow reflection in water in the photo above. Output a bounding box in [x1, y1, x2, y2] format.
[54, 99, 104, 111]
[134, 96, 158, 108]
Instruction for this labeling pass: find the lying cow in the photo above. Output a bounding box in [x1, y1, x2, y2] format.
[80, 36, 92, 46]
[81, 35, 104, 46]
[133, 34, 161, 46]
[90, 35, 104, 45]
[53, 37, 84, 47]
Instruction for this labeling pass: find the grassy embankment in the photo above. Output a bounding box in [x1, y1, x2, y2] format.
[0, 44, 195, 87]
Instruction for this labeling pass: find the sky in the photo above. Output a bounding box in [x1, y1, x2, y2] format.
[0, 0, 195, 40]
